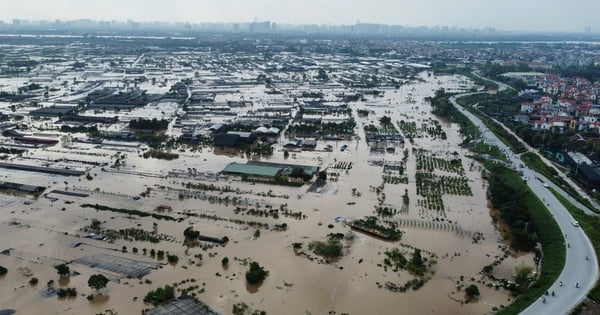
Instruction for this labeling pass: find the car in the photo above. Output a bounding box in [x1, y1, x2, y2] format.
[542, 183, 549, 188]
[572, 220, 580, 227]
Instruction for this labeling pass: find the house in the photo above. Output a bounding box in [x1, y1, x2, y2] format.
[573, 163, 600, 189]
[301, 139, 317, 150]
[226, 131, 255, 144]
[213, 133, 240, 148]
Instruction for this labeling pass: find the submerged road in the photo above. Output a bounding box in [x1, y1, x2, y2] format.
[449, 93, 599, 315]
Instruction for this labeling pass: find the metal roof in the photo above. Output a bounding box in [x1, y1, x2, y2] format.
[222, 162, 281, 177]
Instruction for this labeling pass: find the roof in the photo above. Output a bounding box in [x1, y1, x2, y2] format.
[227, 131, 253, 138]
[577, 163, 600, 182]
[222, 162, 281, 177]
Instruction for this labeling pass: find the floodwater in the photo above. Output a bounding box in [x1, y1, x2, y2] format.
[0, 72, 534, 315]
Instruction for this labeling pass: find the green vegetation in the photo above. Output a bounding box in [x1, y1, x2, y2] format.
[357, 109, 370, 116]
[471, 142, 507, 161]
[309, 233, 344, 259]
[245, 261, 269, 285]
[29, 277, 38, 285]
[415, 152, 471, 213]
[143, 285, 175, 306]
[406, 249, 427, 276]
[142, 149, 179, 160]
[379, 116, 399, 134]
[232, 302, 267, 315]
[484, 161, 565, 315]
[352, 216, 403, 241]
[54, 263, 70, 278]
[81, 203, 176, 221]
[514, 264, 535, 293]
[465, 284, 480, 299]
[88, 274, 109, 295]
[56, 287, 77, 298]
[183, 226, 200, 240]
[167, 254, 179, 264]
[383, 248, 408, 271]
[427, 89, 480, 141]
[129, 118, 169, 131]
[0, 265, 7, 275]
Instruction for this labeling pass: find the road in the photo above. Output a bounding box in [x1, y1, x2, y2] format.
[449, 94, 599, 315]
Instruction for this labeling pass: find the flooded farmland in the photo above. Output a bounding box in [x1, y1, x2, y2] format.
[0, 72, 535, 315]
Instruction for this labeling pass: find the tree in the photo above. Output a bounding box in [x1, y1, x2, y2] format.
[317, 171, 327, 181]
[88, 274, 109, 295]
[379, 116, 392, 125]
[0, 265, 7, 275]
[55, 263, 70, 278]
[221, 257, 229, 267]
[143, 285, 175, 306]
[465, 284, 480, 298]
[183, 226, 200, 240]
[292, 242, 302, 252]
[514, 263, 534, 292]
[245, 262, 268, 285]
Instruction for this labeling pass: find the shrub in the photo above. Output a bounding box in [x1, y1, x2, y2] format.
[143, 285, 175, 306]
[466, 284, 480, 298]
[0, 265, 7, 275]
[245, 262, 268, 285]
[167, 254, 179, 264]
[29, 277, 38, 285]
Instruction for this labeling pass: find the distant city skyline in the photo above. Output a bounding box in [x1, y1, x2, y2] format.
[0, 0, 598, 33]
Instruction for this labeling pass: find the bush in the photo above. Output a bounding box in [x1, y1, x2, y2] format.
[57, 287, 77, 298]
[245, 262, 268, 285]
[167, 254, 179, 264]
[143, 285, 175, 306]
[0, 265, 7, 275]
[29, 277, 38, 285]
[465, 284, 480, 298]
[309, 235, 344, 259]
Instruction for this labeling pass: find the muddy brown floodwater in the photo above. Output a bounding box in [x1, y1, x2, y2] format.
[0, 73, 534, 315]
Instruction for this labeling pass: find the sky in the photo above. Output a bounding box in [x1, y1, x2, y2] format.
[0, 0, 598, 33]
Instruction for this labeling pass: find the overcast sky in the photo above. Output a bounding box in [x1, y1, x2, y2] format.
[0, 0, 597, 33]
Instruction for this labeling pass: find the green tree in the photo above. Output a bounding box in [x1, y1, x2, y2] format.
[514, 263, 534, 292]
[221, 257, 229, 267]
[318, 171, 327, 181]
[465, 284, 480, 298]
[54, 263, 70, 278]
[88, 274, 109, 295]
[245, 262, 269, 285]
[143, 285, 175, 306]
[292, 242, 302, 252]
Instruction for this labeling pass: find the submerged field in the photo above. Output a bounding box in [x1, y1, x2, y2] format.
[0, 73, 534, 315]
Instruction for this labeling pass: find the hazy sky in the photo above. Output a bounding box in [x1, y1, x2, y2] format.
[0, 0, 598, 32]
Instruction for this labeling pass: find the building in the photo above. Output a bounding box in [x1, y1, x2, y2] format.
[573, 163, 600, 189]
[222, 162, 282, 179]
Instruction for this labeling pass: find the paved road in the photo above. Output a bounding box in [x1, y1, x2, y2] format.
[449, 94, 599, 315]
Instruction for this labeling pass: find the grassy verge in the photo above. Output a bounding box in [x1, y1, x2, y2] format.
[471, 142, 507, 161]
[549, 188, 600, 303]
[455, 97, 527, 154]
[428, 90, 480, 140]
[482, 161, 565, 315]
[521, 152, 595, 211]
